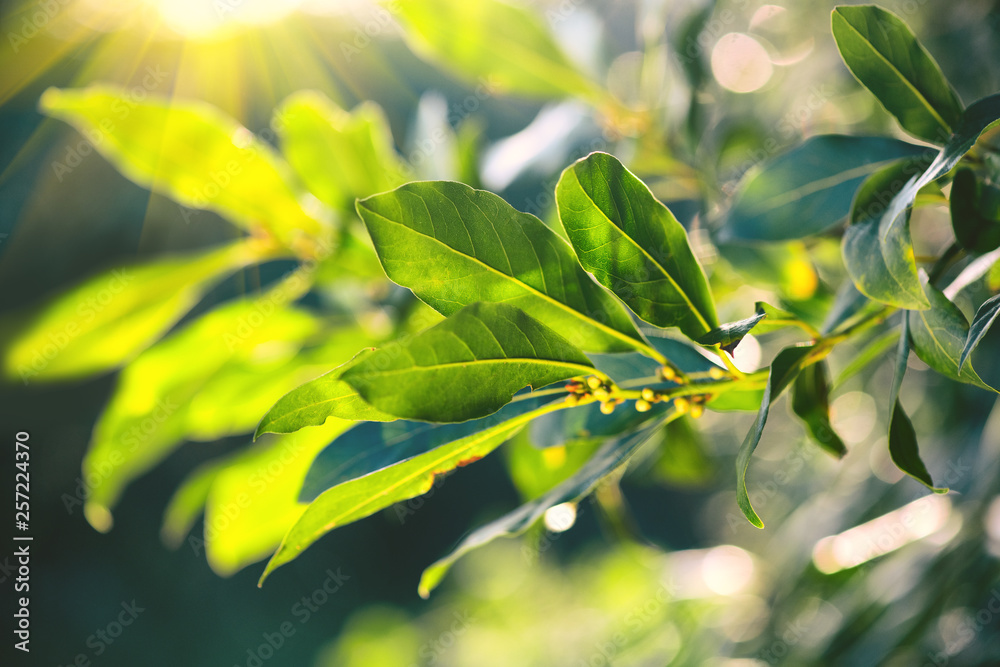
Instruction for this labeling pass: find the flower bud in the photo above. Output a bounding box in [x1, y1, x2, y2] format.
[709, 367, 726, 380]
[600, 400, 616, 415]
[674, 397, 690, 414]
[587, 376, 603, 390]
[593, 388, 610, 401]
[635, 399, 652, 412]
[690, 403, 704, 419]
[641, 387, 656, 402]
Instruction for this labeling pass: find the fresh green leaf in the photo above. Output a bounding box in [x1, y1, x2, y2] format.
[696, 302, 800, 352]
[395, 0, 598, 100]
[736, 345, 817, 528]
[4, 241, 258, 383]
[950, 168, 1000, 253]
[342, 303, 594, 422]
[843, 158, 930, 309]
[888, 318, 946, 490]
[356, 181, 648, 355]
[258, 398, 569, 585]
[504, 431, 602, 501]
[791, 361, 847, 459]
[831, 5, 963, 143]
[299, 394, 556, 502]
[556, 152, 717, 339]
[723, 135, 928, 241]
[908, 274, 998, 392]
[255, 349, 396, 439]
[960, 294, 1000, 371]
[39, 86, 326, 244]
[275, 91, 408, 214]
[418, 416, 668, 597]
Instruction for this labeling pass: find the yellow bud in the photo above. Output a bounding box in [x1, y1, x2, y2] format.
[674, 397, 690, 415]
[690, 403, 704, 419]
[565, 393, 579, 406]
[600, 400, 616, 415]
[635, 399, 652, 412]
[709, 367, 726, 380]
[587, 376, 603, 390]
[640, 387, 655, 402]
[593, 388, 610, 401]
[659, 366, 677, 382]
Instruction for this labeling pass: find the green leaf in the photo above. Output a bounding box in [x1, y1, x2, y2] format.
[342, 302, 595, 423]
[255, 349, 397, 439]
[736, 345, 817, 528]
[908, 274, 998, 392]
[842, 158, 931, 309]
[555, 152, 717, 339]
[696, 302, 799, 352]
[504, 432, 601, 501]
[417, 416, 667, 597]
[723, 135, 928, 241]
[275, 91, 408, 214]
[395, 0, 598, 100]
[834, 329, 899, 387]
[258, 398, 569, 585]
[299, 394, 555, 502]
[831, 5, 963, 143]
[3, 241, 258, 383]
[791, 361, 847, 459]
[888, 318, 946, 491]
[39, 86, 326, 245]
[961, 294, 1000, 371]
[356, 181, 648, 355]
[950, 168, 1000, 254]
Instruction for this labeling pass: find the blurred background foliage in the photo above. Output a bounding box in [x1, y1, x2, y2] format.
[1, 0, 1000, 665]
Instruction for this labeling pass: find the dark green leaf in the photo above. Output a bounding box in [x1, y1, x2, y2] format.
[831, 5, 963, 143]
[950, 168, 1000, 253]
[908, 275, 998, 392]
[556, 152, 718, 339]
[791, 361, 847, 459]
[356, 181, 648, 355]
[258, 397, 568, 585]
[736, 345, 817, 528]
[342, 303, 595, 423]
[723, 135, 928, 241]
[255, 349, 397, 439]
[696, 301, 799, 352]
[960, 294, 1000, 371]
[417, 416, 668, 597]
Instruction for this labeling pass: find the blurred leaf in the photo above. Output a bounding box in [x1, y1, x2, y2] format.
[300, 394, 556, 502]
[888, 318, 945, 490]
[834, 329, 899, 387]
[908, 274, 998, 392]
[723, 135, 927, 241]
[343, 303, 594, 422]
[505, 431, 602, 500]
[950, 168, 1000, 253]
[418, 417, 668, 597]
[652, 417, 713, 486]
[161, 457, 230, 549]
[81, 298, 321, 525]
[843, 159, 930, 309]
[356, 181, 648, 355]
[4, 241, 258, 383]
[736, 345, 817, 528]
[39, 86, 326, 245]
[556, 152, 717, 339]
[258, 398, 568, 584]
[831, 5, 963, 143]
[275, 91, 408, 214]
[792, 361, 847, 458]
[255, 349, 396, 440]
[717, 242, 820, 302]
[961, 294, 1000, 371]
[395, 0, 598, 100]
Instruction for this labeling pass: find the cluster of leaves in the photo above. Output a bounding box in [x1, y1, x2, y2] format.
[8, 1, 1000, 595]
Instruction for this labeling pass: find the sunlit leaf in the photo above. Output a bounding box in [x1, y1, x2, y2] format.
[418, 417, 668, 597]
[723, 135, 928, 241]
[356, 181, 648, 355]
[832, 5, 963, 144]
[791, 361, 847, 458]
[258, 398, 569, 585]
[504, 431, 601, 501]
[343, 302, 594, 422]
[960, 294, 1000, 371]
[736, 345, 817, 528]
[276, 91, 408, 214]
[4, 241, 258, 383]
[39, 86, 327, 245]
[908, 274, 997, 392]
[395, 0, 598, 100]
[556, 152, 717, 339]
[696, 302, 800, 352]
